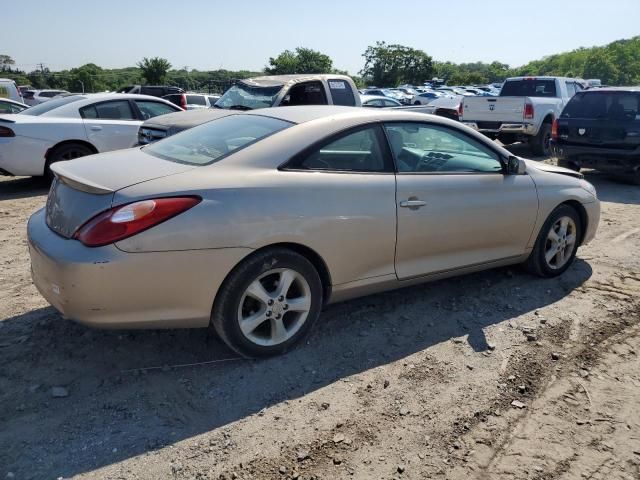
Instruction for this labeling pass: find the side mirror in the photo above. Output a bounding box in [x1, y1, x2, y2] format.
[507, 156, 526, 175]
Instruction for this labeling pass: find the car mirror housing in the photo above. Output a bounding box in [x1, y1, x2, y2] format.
[507, 156, 526, 175]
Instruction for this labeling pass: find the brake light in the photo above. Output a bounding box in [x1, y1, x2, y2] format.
[0, 126, 15, 137]
[551, 118, 558, 140]
[180, 94, 187, 110]
[524, 102, 534, 119]
[73, 197, 201, 247]
[458, 100, 464, 117]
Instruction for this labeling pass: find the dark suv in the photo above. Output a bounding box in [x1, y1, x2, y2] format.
[551, 87, 640, 184]
[116, 85, 184, 98]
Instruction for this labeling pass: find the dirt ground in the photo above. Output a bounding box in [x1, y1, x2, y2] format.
[1, 148, 639, 480]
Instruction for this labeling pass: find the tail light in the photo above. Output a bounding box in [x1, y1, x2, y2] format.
[458, 100, 464, 118]
[180, 94, 187, 110]
[551, 118, 558, 140]
[524, 102, 534, 119]
[0, 126, 15, 137]
[73, 197, 201, 247]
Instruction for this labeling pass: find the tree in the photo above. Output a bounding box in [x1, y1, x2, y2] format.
[582, 50, 618, 85]
[137, 57, 172, 84]
[266, 48, 333, 74]
[0, 54, 15, 72]
[360, 42, 433, 86]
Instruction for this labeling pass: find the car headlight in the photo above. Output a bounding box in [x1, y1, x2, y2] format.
[579, 179, 597, 197]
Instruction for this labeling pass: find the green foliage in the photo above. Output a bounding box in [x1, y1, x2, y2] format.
[360, 42, 434, 86]
[513, 36, 640, 85]
[136, 57, 172, 84]
[266, 48, 333, 75]
[0, 54, 15, 71]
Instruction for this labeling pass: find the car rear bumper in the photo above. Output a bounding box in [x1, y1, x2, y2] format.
[27, 208, 252, 329]
[462, 121, 537, 135]
[551, 140, 640, 173]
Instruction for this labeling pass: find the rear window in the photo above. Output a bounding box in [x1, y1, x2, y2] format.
[561, 91, 640, 120]
[40, 91, 64, 98]
[145, 114, 293, 166]
[328, 79, 356, 106]
[186, 95, 206, 105]
[501, 79, 557, 98]
[20, 95, 86, 115]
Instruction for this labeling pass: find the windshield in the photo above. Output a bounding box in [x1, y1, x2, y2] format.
[145, 114, 292, 166]
[214, 83, 283, 110]
[501, 79, 557, 97]
[561, 91, 639, 120]
[20, 95, 86, 116]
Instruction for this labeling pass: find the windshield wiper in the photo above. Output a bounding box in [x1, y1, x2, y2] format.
[227, 105, 253, 111]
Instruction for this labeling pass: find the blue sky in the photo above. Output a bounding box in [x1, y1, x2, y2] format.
[3, 0, 639, 74]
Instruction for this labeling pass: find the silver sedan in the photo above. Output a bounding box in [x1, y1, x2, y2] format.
[28, 106, 600, 357]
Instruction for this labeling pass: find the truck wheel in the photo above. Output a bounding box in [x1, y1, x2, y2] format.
[530, 123, 552, 157]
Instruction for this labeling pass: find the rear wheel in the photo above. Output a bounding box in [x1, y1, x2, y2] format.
[530, 123, 552, 157]
[525, 204, 582, 277]
[212, 248, 323, 358]
[45, 143, 94, 181]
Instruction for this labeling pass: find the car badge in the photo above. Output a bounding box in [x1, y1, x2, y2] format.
[578, 128, 586, 135]
[489, 104, 495, 111]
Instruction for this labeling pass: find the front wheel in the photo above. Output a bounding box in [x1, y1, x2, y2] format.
[525, 205, 582, 277]
[211, 248, 323, 357]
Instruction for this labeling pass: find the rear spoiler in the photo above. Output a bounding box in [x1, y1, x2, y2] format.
[52, 164, 114, 195]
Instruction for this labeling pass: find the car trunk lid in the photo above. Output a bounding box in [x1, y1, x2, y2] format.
[46, 148, 195, 238]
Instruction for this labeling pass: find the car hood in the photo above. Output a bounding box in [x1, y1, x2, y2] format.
[141, 108, 235, 132]
[522, 159, 583, 179]
[51, 147, 196, 194]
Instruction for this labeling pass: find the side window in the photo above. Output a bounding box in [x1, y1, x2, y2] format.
[80, 100, 135, 120]
[281, 81, 327, 106]
[290, 126, 391, 172]
[328, 79, 356, 106]
[364, 99, 384, 107]
[186, 95, 206, 105]
[383, 99, 399, 107]
[565, 81, 577, 97]
[134, 100, 178, 120]
[384, 122, 503, 174]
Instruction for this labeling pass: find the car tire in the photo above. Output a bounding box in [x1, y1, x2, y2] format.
[211, 248, 323, 358]
[414, 101, 421, 105]
[557, 158, 581, 172]
[530, 123, 552, 157]
[525, 204, 582, 278]
[45, 143, 95, 181]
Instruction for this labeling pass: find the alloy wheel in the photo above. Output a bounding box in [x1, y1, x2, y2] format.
[544, 216, 577, 269]
[237, 268, 312, 346]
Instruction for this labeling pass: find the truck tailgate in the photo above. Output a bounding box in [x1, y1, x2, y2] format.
[462, 97, 526, 124]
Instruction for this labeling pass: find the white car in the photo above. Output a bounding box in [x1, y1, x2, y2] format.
[0, 93, 181, 178]
[23, 89, 69, 106]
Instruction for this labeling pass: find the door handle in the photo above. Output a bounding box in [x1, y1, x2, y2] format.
[400, 199, 427, 208]
[90, 126, 103, 131]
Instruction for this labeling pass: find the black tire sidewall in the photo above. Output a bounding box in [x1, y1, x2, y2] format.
[46, 144, 93, 180]
[531, 123, 552, 157]
[531, 205, 582, 277]
[212, 249, 323, 358]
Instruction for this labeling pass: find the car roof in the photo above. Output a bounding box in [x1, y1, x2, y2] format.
[360, 95, 398, 101]
[241, 74, 352, 88]
[582, 86, 640, 93]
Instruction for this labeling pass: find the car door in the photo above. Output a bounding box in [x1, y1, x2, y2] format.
[385, 122, 538, 279]
[81, 100, 142, 151]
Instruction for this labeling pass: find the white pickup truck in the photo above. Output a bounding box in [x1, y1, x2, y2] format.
[460, 76, 585, 156]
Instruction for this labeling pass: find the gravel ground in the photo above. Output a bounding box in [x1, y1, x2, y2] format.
[1, 151, 639, 480]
